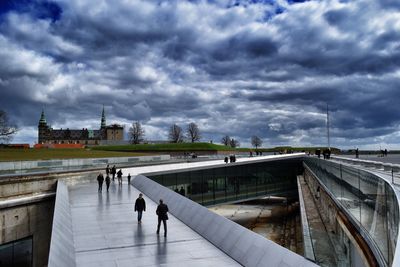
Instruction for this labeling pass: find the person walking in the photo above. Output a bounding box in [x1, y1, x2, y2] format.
[97, 173, 104, 192]
[111, 165, 116, 181]
[105, 174, 111, 192]
[134, 193, 146, 223]
[156, 199, 169, 237]
[127, 173, 131, 184]
[106, 164, 110, 176]
[117, 169, 123, 185]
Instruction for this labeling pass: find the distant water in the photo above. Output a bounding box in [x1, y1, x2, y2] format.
[340, 154, 400, 165]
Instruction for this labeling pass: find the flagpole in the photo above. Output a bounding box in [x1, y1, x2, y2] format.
[327, 103, 330, 150]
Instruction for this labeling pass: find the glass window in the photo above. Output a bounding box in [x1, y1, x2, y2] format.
[0, 236, 32, 267]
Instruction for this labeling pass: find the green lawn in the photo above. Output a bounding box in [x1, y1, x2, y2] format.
[0, 148, 148, 162]
[0, 143, 341, 162]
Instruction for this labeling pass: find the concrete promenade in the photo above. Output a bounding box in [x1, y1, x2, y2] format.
[60, 154, 311, 267]
[69, 180, 240, 267]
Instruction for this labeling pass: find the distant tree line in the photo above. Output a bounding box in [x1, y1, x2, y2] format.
[128, 122, 202, 144]
[121, 120, 267, 148]
[220, 135, 240, 148]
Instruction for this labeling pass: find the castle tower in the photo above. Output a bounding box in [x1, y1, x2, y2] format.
[100, 105, 106, 129]
[38, 109, 48, 143]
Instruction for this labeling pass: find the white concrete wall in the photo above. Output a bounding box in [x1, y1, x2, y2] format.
[48, 181, 76, 267]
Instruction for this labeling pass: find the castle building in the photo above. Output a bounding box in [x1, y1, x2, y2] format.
[38, 107, 124, 145]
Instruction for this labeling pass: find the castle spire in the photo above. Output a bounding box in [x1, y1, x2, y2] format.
[39, 108, 47, 125]
[101, 105, 106, 128]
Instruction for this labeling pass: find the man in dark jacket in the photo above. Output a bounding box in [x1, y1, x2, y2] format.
[224, 156, 228, 164]
[117, 169, 123, 185]
[106, 164, 110, 176]
[111, 165, 116, 181]
[156, 199, 169, 237]
[105, 175, 111, 192]
[97, 173, 104, 192]
[134, 193, 146, 223]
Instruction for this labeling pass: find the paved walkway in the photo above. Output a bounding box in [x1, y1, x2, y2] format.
[68, 180, 240, 267]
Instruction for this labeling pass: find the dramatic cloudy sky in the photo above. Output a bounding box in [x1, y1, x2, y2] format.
[1, 0, 399, 149]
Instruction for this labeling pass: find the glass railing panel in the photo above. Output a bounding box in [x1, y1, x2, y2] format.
[304, 157, 399, 266]
[357, 169, 388, 262]
[386, 183, 399, 265]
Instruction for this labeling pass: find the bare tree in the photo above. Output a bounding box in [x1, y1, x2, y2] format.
[221, 135, 230, 146]
[129, 121, 145, 144]
[168, 124, 184, 143]
[251, 136, 263, 149]
[187, 122, 201, 143]
[230, 138, 240, 148]
[0, 110, 18, 143]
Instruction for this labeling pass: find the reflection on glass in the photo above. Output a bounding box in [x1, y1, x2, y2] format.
[147, 159, 302, 206]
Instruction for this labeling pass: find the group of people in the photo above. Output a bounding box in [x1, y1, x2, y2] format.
[134, 194, 169, 236]
[355, 148, 389, 158]
[249, 151, 263, 157]
[224, 154, 236, 163]
[315, 148, 331, 159]
[97, 166, 170, 236]
[105, 164, 130, 185]
[97, 165, 132, 192]
[380, 149, 388, 157]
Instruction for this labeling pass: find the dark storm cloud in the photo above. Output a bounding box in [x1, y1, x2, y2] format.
[210, 32, 278, 61]
[1, 0, 399, 148]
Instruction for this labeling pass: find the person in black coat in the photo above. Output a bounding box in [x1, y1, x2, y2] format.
[156, 199, 169, 237]
[106, 164, 110, 176]
[117, 169, 123, 185]
[111, 165, 116, 181]
[105, 175, 111, 192]
[97, 173, 104, 192]
[134, 193, 146, 223]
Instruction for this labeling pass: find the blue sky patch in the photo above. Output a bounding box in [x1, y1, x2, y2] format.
[0, 0, 61, 22]
[287, 0, 310, 4]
